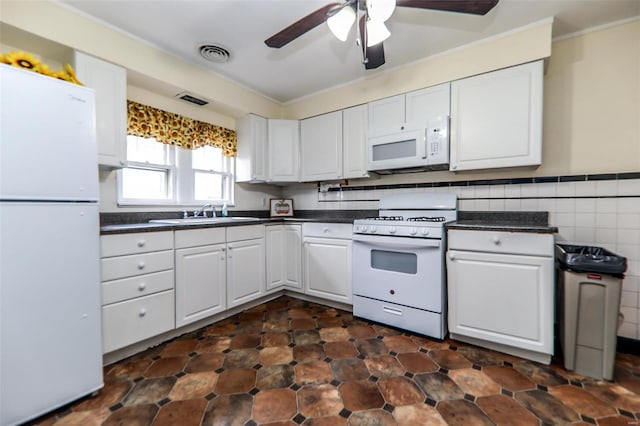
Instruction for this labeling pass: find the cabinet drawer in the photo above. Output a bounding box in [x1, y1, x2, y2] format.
[101, 231, 173, 257]
[175, 227, 225, 249]
[447, 230, 553, 257]
[227, 224, 265, 242]
[101, 250, 174, 281]
[303, 223, 352, 239]
[102, 290, 175, 353]
[102, 270, 174, 305]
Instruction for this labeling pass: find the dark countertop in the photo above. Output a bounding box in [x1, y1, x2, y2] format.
[446, 211, 558, 234]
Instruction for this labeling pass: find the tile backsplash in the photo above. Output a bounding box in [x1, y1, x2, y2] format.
[284, 173, 640, 341]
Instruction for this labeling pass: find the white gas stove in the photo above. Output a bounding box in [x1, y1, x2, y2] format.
[352, 192, 457, 339]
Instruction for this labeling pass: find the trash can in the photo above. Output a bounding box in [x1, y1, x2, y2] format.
[556, 244, 626, 380]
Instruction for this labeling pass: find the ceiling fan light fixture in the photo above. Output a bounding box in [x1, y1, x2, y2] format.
[366, 0, 395, 22]
[366, 20, 390, 47]
[327, 5, 356, 42]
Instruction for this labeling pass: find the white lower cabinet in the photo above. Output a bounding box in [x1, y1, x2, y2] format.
[447, 229, 554, 364]
[266, 224, 302, 291]
[303, 223, 352, 304]
[226, 225, 266, 308]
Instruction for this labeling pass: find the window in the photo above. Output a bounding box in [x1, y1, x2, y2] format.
[118, 135, 234, 206]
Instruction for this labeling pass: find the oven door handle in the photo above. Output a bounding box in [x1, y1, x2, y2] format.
[352, 233, 440, 249]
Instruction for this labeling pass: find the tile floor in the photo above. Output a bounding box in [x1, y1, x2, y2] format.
[31, 296, 640, 425]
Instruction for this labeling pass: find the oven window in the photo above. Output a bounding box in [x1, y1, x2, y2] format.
[371, 250, 417, 274]
[372, 139, 416, 161]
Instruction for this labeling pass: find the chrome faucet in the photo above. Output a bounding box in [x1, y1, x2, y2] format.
[193, 203, 216, 218]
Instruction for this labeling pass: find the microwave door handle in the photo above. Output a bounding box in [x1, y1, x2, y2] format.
[421, 129, 428, 160]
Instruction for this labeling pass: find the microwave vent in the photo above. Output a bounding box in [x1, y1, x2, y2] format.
[175, 92, 209, 106]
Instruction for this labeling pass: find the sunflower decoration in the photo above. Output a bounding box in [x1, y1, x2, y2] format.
[1, 50, 84, 86]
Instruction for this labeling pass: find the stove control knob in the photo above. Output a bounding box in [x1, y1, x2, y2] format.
[389, 227, 396, 234]
[410, 228, 418, 235]
[370, 226, 377, 233]
[421, 228, 430, 236]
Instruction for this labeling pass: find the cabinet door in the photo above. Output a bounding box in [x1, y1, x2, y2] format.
[303, 237, 352, 304]
[236, 114, 267, 182]
[283, 225, 302, 290]
[342, 105, 369, 179]
[449, 61, 543, 171]
[227, 238, 265, 308]
[266, 225, 285, 291]
[447, 249, 553, 355]
[268, 119, 299, 182]
[74, 52, 126, 169]
[368, 94, 405, 136]
[300, 111, 343, 182]
[175, 244, 226, 327]
[405, 83, 451, 128]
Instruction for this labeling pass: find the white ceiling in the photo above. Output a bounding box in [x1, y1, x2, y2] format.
[59, 0, 639, 103]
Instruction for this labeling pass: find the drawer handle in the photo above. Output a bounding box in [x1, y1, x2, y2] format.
[137, 240, 146, 248]
[492, 236, 501, 245]
[139, 308, 147, 317]
[138, 283, 146, 291]
[383, 306, 403, 316]
[137, 262, 145, 270]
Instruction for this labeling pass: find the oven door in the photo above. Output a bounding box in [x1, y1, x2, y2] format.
[352, 233, 444, 313]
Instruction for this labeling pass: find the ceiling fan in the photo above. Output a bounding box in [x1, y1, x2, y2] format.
[265, 0, 499, 69]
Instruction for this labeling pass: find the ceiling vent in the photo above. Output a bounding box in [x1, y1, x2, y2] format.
[198, 43, 231, 63]
[175, 92, 209, 106]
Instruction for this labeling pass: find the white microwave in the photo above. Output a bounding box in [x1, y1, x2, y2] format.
[367, 116, 449, 173]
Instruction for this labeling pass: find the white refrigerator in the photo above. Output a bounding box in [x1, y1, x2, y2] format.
[0, 65, 103, 425]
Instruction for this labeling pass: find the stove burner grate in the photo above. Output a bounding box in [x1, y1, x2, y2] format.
[367, 216, 405, 221]
[407, 216, 446, 222]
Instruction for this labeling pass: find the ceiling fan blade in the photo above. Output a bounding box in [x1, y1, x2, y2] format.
[265, 3, 342, 48]
[359, 15, 386, 69]
[396, 0, 499, 15]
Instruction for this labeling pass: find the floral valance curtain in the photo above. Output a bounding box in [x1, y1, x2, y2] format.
[127, 100, 237, 157]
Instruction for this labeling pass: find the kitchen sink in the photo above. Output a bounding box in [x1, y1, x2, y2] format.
[149, 217, 261, 225]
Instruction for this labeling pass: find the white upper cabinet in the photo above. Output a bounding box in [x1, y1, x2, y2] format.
[236, 114, 267, 183]
[300, 111, 343, 182]
[449, 60, 544, 172]
[368, 83, 451, 136]
[342, 104, 369, 179]
[73, 52, 126, 169]
[267, 119, 300, 182]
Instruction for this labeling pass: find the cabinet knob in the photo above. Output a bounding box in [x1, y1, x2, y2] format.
[137, 240, 146, 248]
[492, 236, 501, 245]
[139, 308, 147, 317]
[138, 283, 146, 291]
[400, 125, 405, 130]
[323, 227, 329, 233]
[389, 289, 395, 295]
[451, 164, 458, 170]
[449, 253, 455, 260]
[137, 262, 145, 270]
[119, 160, 126, 166]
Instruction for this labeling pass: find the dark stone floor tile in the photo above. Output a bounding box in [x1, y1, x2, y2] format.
[293, 344, 326, 363]
[476, 394, 540, 426]
[396, 352, 438, 373]
[104, 359, 152, 382]
[122, 377, 176, 406]
[73, 380, 131, 411]
[302, 416, 347, 426]
[482, 365, 536, 391]
[160, 339, 199, 357]
[103, 404, 158, 426]
[204, 322, 236, 337]
[46, 408, 110, 425]
[262, 332, 291, 347]
[317, 317, 344, 328]
[295, 361, 334, 385]
[294, 330, 322, 345]
[235, 321, 263, 334]
[153, 399, 207, 426]
[215, 368, 256, 394]
[347, 324, 378, 339]
[382, 335, 419, 353]
[297, 384, 343, 418]
[331, 357, 370, 381]
[514, 361, 569, 387]
[184, 353, 225, 373]
[238, 310, 265, 322]
[377, 376, 425, 406]
[348, 409, 397, 425]
[340, 380, 385, 411]
[582, 381, 640, 412]
[514, 389, 580, 424]
[257, 364, 295, 389]
[393, 404, 448, 425]
[356, 338, 389, 356]
[319, 326, 350, 342]
[427, 349, 473, 370]
[169, 371, 218, 400]
[222, 348, 260, 369]
[202, 394, 253, 426]
[263, 319, 289, 332]
[456, 346, 513, 366]
[144, 356, 189, 377]
[363, 355, 405, 378]
[436, 399, 494, 426]
[291, 318, 317, 330]
[549, 384, 618, 418]
[598, 415, 640, 426]
[324, 341, 358, 359]
[289, 307, 314, 318]
[260, 346, 294, 366]
[253, 388, 297, 424]
[229, 333, 261, 349]
[196, 336, 231, 353]
[372, 324, 404, 337]
[413, 372, 465, 401]
[447, 368, 501, 397]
